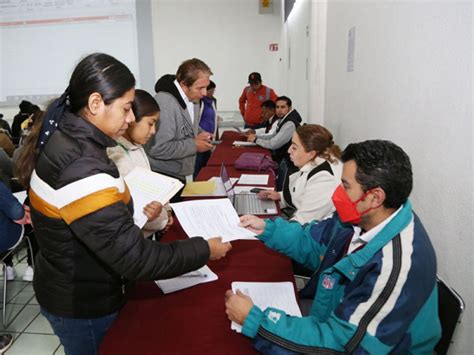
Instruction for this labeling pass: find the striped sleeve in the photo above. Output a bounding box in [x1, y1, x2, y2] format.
[341, 216, 439, 349]
[259, 218, 322, 271]
[29, 170, 130, 224]
[243, 216, 439, 353]
[241, 242, 398, 354]
[30, 168, 210, 281]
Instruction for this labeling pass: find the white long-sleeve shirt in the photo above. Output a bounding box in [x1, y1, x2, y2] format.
[255, 116, 280, 138]
[255, 121, 295, 150]
[255, 110, 300, 150]
[279, 157, 342, 224]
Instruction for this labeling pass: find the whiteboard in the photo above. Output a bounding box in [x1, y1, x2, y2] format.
[0, 0, 155, 107]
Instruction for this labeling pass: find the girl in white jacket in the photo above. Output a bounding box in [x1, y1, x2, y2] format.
[108, 89, 172, 237]
[258, 124, 342, 224]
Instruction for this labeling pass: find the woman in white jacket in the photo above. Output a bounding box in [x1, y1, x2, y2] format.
[258, 124, 342, 224]
[108, 89, 172, 237]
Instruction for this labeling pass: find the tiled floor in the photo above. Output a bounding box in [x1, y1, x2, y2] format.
[0, 248, 64, 355]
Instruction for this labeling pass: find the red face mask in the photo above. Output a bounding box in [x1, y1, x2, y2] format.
[332, 185, 372, 224]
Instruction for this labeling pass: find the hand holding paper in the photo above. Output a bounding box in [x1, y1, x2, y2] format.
[226, 282, 302, 332]
[224, 289, 254, 326]
[124, 167, 183, 228]
[208, 237, 232, 260]
[143, 201, 163, 222]
[239, 215, 266, 235]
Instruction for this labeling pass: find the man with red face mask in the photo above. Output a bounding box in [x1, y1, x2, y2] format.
[225, 140, 441, 354]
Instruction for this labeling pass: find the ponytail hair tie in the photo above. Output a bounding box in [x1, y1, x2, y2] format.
[37, 87, 70, 149]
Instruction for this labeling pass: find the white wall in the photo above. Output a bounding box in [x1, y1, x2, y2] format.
[279, 0, 328, 125]
[280, 0, 311, 121]
[151, 0, 282, 112]
[324, 2, 472, 353]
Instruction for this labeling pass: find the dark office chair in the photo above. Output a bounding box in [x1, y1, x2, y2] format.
[434, 276, 465, 355]
[9, 177, 24, 194]
[275, 157, 297, 191]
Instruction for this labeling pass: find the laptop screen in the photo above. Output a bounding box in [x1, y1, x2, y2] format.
[220, 164, 235, 201]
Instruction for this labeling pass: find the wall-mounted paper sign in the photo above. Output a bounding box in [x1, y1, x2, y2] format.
[269, 43, 279, 51]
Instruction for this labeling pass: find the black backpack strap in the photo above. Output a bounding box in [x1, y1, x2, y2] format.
[282, 168, 297, 210]
[283, 161, 333, 210]
[307, 161, 333, 181]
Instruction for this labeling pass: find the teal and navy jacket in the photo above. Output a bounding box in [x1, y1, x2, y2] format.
[242, 201, 441, 354]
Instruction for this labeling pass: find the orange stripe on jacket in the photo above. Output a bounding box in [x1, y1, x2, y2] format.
[29, 189, 61, 219]
[30, 184, 131, 225]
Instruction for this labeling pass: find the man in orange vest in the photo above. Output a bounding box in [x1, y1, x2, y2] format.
[239, 72, 277, 129]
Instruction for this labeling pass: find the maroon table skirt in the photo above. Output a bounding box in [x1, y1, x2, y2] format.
[100, 131, 292, 354]
[99, 220, 294, 355]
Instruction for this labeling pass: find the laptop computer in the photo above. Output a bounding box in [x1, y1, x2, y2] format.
[220, 164, 278, 215]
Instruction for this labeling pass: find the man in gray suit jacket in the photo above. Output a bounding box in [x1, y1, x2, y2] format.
[146, 58, 214, 182]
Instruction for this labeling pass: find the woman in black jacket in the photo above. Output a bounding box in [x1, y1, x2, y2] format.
[27, 53, 231, 355]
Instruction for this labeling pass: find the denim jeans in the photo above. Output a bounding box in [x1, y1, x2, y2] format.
[41, 308, 118, 355]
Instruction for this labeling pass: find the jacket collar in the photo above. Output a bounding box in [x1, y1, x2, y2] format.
[277, 109, 302, 129]
[59, 111, 117, 148]
[116, 136, 141, 151]
[333, 200, 413, 280]
[300, 157, 327, 173]
[154, 74, 187, 110]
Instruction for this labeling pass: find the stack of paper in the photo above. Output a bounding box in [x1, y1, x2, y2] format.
[155, 265, 217, 294]
[238, 174, 269, 185]
[232, 141, 257, 147]
[124, 167, 184, 228]
[181, 181, 216, 197]
[230, 282, 302, 332]
[170, 198, 257, 242]
[209, 176, 239, 196]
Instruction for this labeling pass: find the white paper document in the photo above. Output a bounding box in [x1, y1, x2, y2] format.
[231, 282, 302, 333]
[13, 191, 27, 205]
[155, 265, 217, 294]
[232, 141, 257, 147]
[208, 176, 239, 196]
[125, 167, 184, 228]
[238, 174, 269, 185]
[170, 199, 257, 242]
